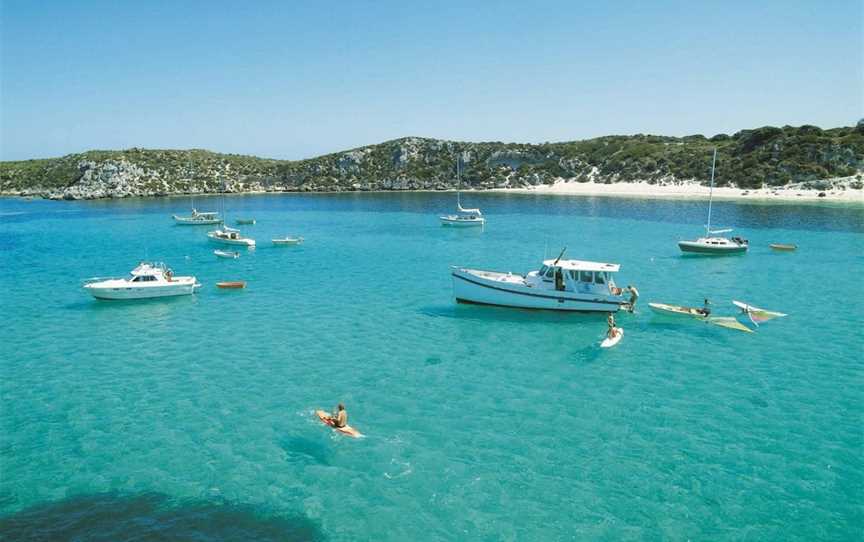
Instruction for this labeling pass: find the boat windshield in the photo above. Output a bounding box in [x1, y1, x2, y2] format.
[538, 265, 549, 276]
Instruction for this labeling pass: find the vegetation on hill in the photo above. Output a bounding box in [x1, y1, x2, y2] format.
[1, 124, 861, 199]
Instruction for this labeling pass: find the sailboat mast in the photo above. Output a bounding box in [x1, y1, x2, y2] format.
[706, 148, 717, 234]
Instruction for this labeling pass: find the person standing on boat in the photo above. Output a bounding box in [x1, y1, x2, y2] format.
[324, 403, 348, 428]
[700, 299, 712, 316]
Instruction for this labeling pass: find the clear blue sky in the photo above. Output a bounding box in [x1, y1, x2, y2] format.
[1, 0, 861, 160]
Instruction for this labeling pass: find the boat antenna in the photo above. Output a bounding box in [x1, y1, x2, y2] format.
[706, 147, 717, 235]
[552, 247, 567, 265]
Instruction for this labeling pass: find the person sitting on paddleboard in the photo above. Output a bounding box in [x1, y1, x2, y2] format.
[326, 403, 348, 428]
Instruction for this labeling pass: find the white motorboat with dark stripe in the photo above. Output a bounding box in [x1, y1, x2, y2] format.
[452, 255, 634, 312]
[84, 262, 200, 300]
[207, 226, 255, 247]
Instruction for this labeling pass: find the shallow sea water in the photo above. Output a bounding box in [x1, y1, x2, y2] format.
[1, 193, 862, 541]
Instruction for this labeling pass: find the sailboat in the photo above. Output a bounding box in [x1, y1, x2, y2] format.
[440, 156, 485, 227]
[678, 149, 748, 255]
[172, 196, 222, 225]
[207, 185, 255, 247]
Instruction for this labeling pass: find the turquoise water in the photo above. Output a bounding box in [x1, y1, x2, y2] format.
[1, 193, 862, 541]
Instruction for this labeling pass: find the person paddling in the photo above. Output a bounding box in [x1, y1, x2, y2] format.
[324, 403, 348, 428]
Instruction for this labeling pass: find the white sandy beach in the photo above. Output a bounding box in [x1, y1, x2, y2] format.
[495, 179, 864, 203]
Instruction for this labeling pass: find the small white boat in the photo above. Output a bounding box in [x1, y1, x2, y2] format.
[440, 157, 485, 228]
[84, 262, 200, 300]
[214, 249, 239, 259]
[679, 149, 748, 255]
[272, 236, 304, 246]
[440, 205, 486, 227]
[173, 208, 222, 225]
[236, 219, 256, 225]
[208, 226, 255, 247]
[452, 252, 633, 312]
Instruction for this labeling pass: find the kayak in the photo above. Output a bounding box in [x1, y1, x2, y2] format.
[601, 328, 624, 348]
[316, 410, 362, 438]
[770, 243, 797, 251]
[648, 302, 707, 318]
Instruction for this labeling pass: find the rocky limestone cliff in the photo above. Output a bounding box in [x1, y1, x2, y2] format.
[1, 125, 862, 200]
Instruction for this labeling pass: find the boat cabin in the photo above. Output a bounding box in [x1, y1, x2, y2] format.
[531, 259, 620, 294]
[128, 262, 170, 283]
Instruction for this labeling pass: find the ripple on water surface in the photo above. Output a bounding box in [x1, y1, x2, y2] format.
[1, 194, 862, 540]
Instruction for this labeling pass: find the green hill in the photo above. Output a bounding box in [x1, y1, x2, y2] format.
[2, 124, 861, 199]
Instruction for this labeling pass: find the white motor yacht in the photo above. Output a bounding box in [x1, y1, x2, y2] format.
[452, 255, 633, 312]
[208, 226, 255, 247]
[173, 208, 222, 225]
[84, 262, 200, 300]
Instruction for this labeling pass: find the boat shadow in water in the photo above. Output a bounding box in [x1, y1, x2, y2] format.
[279, 434, 332, 466]
[0, 492, 324, 542]
[420, 304, 602, 325]
[68, 294, 200, 312]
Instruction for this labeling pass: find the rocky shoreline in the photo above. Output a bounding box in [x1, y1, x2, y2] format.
[2, 126, 862, 201]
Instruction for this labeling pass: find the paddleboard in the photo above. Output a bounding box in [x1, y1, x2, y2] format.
[316, 410, 362, 438]
[601, 328, 624, 348]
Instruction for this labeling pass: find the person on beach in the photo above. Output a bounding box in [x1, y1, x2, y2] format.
[324, 403, 348, 428]
[607, 314, 618, 338]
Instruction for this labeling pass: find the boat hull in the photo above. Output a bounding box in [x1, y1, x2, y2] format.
[85, 282, 199, 300]
[208, 233, 255, 247]
[440, 216, 485, 227]
[173, 217, 222, 225]
[452, 269, 623, 312]
[678, 241, 747, 254]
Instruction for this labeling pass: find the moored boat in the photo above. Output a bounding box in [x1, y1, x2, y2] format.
[84, 262, 200, 300]
[216, 281, 246, 289]
[173, 209, 222, 225]
[452, 253, 634, 312]
[208, 226, 255, 247]
[214, 249, 240, 259]
[770, 243, 797, 251]
[440, 156, 486, 228]
[236, 218, 256, 225]
[272, 236, 303, 245]
[679, 149, 748, 255]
